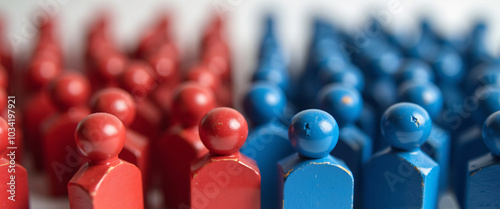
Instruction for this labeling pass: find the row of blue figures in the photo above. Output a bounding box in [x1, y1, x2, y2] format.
[241, 82, 443, 209]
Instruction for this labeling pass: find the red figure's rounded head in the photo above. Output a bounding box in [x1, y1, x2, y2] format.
[0, 117, 7, 155]
[95, 52, 127, 81]
[147, 53, 176, 82]
[75, 113, 126, 164]
[91, 88, 136, 127]
[26, 58, 61, 89]
[119, 61, 156, 99]
[199, 107, 248, 155]
[49, 72, 91, 111]
[172, 83, 216, 127]
[186, 65, 220, 91]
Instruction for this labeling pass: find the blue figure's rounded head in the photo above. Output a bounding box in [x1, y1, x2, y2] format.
[482, 111, 500, 156]
[475, 86, 500, 123]
[398, 81, 443, 119]
[317, 84, 363, 127]
[467, 63, 500, 92]
[432, 46, 464, 84]
[318, 64, 365, 91]
[395, 59, 435, 84]
[381, 102, 432, 151]
[252, 63, 290, 93]
[370, 48, 402, 77]
[243, 82, 286, 126]
[288, 109, 339, 158]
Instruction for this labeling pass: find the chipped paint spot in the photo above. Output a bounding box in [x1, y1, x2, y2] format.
[411, 116, 420, 127]
[283, 168, 294, 178]
[304, 123, 311, 137]
[470, 168, 482, 177]
[342, 96, 353, 104]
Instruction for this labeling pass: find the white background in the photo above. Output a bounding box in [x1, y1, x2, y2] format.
[0, 0, 499, 208]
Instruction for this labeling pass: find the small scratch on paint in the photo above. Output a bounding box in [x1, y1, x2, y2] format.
[411, 116, 420, 127]
[470, 168, 482, 177]
[283, 168, 294, 178]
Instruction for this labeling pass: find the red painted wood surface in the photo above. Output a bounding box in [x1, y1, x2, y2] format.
[91, 88, 151, 192]
[0, 117, 29, 209]
[69, 113, 144, 209]
[22, 90, 56, 170]
[157, 83, 216, 208]
[42, 73, 91, 196]
[190, 107, 260, 209]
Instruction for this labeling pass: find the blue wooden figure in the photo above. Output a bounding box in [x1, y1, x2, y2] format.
[394, 59, 435, 85]
[258, 14, 286, 66]
[451, 86, 500, 207]
[363, 103, 440, 209]
[356, 102, 377, 140]
[409, 19, 440, 63]
[398, 81, 451, 194]
[317, 63, 365, 92]
[253, 62, 292, 99]
[278, 109, 353, 209]
[431, 46, 465, 130]
[465, 20, 493, 70]
[317, 84, 372, 209]
[240, 83, 295, 209]
[465, 111, 500, 208]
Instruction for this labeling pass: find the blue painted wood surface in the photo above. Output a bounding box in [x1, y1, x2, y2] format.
[451, 86, 500, 207]
[279, 109, 354, 209]
[241, 83, 295, 209]
[317, 84, 372, 208]
[397, 81, 451, 194]
[464, 111, 500, 209]
[363, 103, 440, 209]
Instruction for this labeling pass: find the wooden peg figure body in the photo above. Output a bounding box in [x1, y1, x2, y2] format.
[278, 109, 353, 209]
[157, 83, 216, 208]
[119, 61, 162, 141]
[363, 103, 439, 209]
[191, 107, 260, 209]
[42, 73, 91, 196]
[451, 86, 498, 206]
[68, 113, 144, 209]
[91, 88, 151, 192]
[317, 84, 372, 208]
[465, 111, 500, 208]
[240, 83, 295, 209]
[0, 117, 29, 209]
[398, 81, 451, 194]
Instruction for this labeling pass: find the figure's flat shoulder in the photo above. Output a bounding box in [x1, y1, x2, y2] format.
[469, 153, 500, 175]
[191, 153, 260, 177]
[69, 159, 136, 193]
[397, 149, 439, 174]
[279, 154, 351, 180]
[368, 148, 438, 176]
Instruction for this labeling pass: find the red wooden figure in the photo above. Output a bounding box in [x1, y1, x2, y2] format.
[191, 107, 260, 209]
[147, 42, 180, 123]
[133, 14, 171, 59]
[119, 61, 162, 140]
[42, 72, 91, 196]
[186, 64, 228, 106]
[90, 88, 150, 193]
[88, 51, 128, 92]
[201, 21, 233, 107]
[68, 113, 144, 209]
[0, 117, 29, 209]
[22, 55, 61, 171]
[157, 83, 216, 208]
[0, 88, 24, 164]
